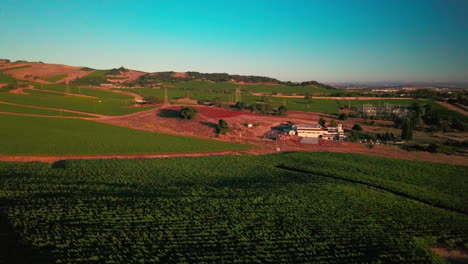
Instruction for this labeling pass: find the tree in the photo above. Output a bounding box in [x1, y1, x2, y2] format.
[233, 101, 246, 111]
[338, 113, 348, 120]
[318, 117, 326, 127]
[144, 95, 162, 104]
[352, 124, 362, 131]
[329, 119, 337, 127]
[216, 119, 229, 134]
[401, 117, 413, 140]
[180, 106, 198, 120]
[304, 92, 311, 99]
[412, 115, 425, 131]
[276, 105, 287, 116]
[253, 103, 271, 114]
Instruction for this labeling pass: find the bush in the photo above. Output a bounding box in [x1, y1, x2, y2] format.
[233, 101, 246, 111]
[144, 95, 162, 104]
[275, 105, 287, 116]
[180, 107, 198, 120]
[319, 117, 326, 127]
[338, 113, 348, 120]
[352, 124, 362, 131]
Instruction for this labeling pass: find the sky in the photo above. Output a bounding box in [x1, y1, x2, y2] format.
[0, 0, 467, 82]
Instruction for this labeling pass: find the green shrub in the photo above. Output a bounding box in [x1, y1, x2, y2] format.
[180, 106, 198, 119]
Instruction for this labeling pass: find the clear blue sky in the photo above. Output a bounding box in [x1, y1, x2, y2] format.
[1, 0, 467, 82]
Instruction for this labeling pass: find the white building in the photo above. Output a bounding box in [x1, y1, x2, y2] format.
[289, 124, 345, 140]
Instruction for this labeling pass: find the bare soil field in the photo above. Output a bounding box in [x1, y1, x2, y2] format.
[107, 70, 146, 83]
[2, 62, 91, 83]
[171, 72, 189, 78]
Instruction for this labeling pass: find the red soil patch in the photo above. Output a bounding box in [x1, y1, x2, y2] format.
[171, 72, 189, 78]
[173, 98, 198, 105]
[0, 84, 7, 89]
[8, 87, 27, 94]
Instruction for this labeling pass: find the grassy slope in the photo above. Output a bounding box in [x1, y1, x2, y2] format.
[45, 74, 67, 82]
[0, 113, 251, 155]
[0, 102, 93, 117]
[0, 152, 465, 263]
[0, 90, 152, 116]
[0, 71, 18, 85]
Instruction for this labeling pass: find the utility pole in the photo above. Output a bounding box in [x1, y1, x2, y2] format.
[235, 87, 242, 102]
[164, 87, 169, 104]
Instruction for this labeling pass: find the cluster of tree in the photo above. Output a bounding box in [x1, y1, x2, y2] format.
[447, 92, 468, 106]
[187, 72, 281, 84]
[106, 66, 129, 76]
[179, 106, 198, 120]
[376, 132, 399, 142]
[394, 103, 467, 133]
[72, 75, 111, 86]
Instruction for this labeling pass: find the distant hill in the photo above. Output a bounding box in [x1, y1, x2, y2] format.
[0, 58, 336, 89]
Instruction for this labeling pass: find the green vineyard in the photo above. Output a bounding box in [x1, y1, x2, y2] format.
[0, 152, 466, 263]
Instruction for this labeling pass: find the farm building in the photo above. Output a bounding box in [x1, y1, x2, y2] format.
[289, 124, 345, 140]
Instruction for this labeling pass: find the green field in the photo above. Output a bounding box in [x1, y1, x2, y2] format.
[0, 114, 251, 155]
[33, 83, 132, 99]
[0, 103, 93, 117]
[0, 71, 18, 85]
[0, 88, 153, 116]
[167, 80, 344, 95]
[45, 74, 68, 82]
[0, 152, 465, 263]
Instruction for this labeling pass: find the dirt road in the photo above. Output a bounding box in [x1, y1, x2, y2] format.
[436, 101, 468, 116]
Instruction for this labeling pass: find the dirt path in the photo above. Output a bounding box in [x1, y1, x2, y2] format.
[0, 150, 256, 163]
[0, 111, 97, 119]
[431, 247, 468, 263]
[0, 101, 105, 118]
[436, 101, 468, 116]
